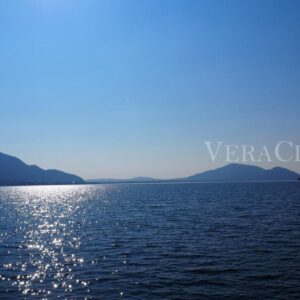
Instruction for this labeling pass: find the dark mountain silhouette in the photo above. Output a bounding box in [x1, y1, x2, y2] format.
[1, 151, 298, 186]
[185, 163, 299, 182]
[0, 152, 85, 185]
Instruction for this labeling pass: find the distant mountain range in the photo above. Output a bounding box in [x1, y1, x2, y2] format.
[185, 163, 299, 182]
[88, 176, 161, 183]
[89, 163, 299, 183]
[0, 152, 299, 186]
[0, 152, 84, 185]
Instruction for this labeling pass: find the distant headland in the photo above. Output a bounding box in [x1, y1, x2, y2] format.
[0, 152, 84, 186]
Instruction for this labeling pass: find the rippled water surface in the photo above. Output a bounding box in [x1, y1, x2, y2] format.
[0, 182, 300, 299]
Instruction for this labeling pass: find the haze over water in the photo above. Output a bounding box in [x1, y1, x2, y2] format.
[0, 183, 299, 299]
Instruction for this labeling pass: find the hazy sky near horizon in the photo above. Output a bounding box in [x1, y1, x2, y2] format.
[1, 0, 300, 179]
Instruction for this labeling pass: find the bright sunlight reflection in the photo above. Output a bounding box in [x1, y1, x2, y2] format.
[0, 185, 112, 297]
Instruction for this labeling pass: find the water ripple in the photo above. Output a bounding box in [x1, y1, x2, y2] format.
[0, 182, 299, 299]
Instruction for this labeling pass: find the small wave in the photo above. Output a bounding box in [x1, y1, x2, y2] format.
[186, 267, 243, 274]
[244, 273, 283, 281]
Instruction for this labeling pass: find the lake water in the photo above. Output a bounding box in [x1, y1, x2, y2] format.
[0, 182, 299, 299]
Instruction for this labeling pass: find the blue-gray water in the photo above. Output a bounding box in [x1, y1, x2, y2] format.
[0, 182, 300, 299]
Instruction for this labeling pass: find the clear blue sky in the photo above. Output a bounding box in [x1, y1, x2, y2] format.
[1, 0, 299, 179]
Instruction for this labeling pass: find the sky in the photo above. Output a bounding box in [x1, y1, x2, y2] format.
[0, 0, 300, 179]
